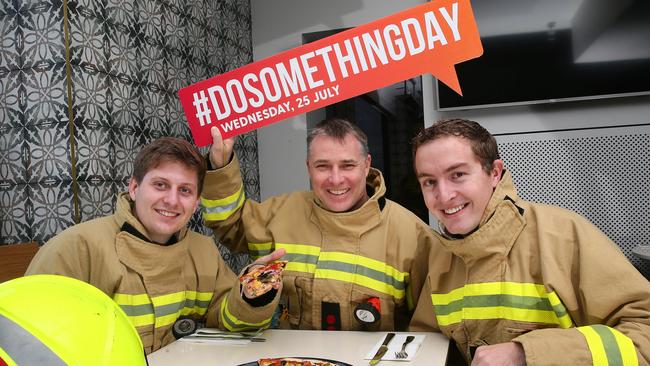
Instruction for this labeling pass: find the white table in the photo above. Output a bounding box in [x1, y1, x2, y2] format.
[148, 330, 450, 365]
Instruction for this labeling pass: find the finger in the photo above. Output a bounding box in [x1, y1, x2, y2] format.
[222, 135, 235, 165]
[211, 126, 223, 144]
[209, 127, 224, 168]
[253, 248, 286, 265]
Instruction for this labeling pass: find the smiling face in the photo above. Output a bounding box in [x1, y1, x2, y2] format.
[415, 136, 503, 235]
[307, 133, 371, 213]
[128, 160, 200, 244]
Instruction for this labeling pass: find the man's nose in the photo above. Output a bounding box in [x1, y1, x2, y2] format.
[163, 190, 180, 205]
[436, 181, 455, 202]
[328, 168, 343, 184]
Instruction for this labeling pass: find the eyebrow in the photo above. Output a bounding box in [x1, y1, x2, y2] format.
[151, 176, 197, 188]
[312, 159, 358, 164]
[445, 163, 468, 173]
[416, 162, 469, 178]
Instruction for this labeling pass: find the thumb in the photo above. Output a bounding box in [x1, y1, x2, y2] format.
[253, 248, 286, 265]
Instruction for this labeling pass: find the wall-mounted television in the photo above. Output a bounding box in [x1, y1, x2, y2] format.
[436, 0, 650, 111]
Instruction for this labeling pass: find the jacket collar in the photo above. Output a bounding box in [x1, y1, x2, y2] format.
[113, 192, 190, 277]
[479, 170, 520, 227]
[113, 192, 189, 244]
[436, 170, 526, 263]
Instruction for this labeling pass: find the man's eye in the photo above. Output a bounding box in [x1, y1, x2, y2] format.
[452, 172, 465, 179]
[154, 182, 166, 189]
[179, 187, 192, 195]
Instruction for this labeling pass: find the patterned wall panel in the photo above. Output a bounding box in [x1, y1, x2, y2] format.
[1, 0, 258, 272]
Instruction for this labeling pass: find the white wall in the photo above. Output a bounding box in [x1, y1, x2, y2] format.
[251, 0, 650, 201]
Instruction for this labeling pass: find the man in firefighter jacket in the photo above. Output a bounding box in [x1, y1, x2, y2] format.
[409, 118, 650, 365]
[26, 137, 283, 354]
[202, 118, 435, 331]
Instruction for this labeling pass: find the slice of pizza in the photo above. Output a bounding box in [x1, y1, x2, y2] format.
[240, 261, 287, 298]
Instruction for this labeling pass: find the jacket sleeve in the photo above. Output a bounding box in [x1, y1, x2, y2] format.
[201, 154, 279, 259]
[408, 236, 445, 333]
[204, 252, 280, 331]
[514, 217, 650, 366]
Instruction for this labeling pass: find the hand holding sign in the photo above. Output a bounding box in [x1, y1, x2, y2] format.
[179, 0, 483, 146]
[208, 127, 235, 169]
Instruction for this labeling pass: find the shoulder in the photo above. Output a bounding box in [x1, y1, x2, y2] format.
[184, 230, 221, 253]
[259, 190, 313, 210]
[523, 201, 598, 232]
[46, 215, 119, 250]
[383, 199, 430, 227]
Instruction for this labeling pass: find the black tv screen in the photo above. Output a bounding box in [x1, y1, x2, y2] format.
[436, 0, 650, 111]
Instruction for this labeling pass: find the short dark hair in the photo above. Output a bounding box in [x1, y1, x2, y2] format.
[132, 137, 207, 195]
[307, 118, 369, 157]
[412, 118, 500, 173]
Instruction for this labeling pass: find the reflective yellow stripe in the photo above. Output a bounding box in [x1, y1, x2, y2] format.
[201, 185, 246, 221]
[431, 282, 573, 327]
[436, 306, 562, 326]
[151, 291, 186, 306]
[249, 242, 273, 260]
[315, 252, 409, 298]
[546, 290, 573, 328]
[276, 243, 409, 298]
[578, 326, 611, 366]
[318, 252, 408, 283]
[219, 297, 271, 331]
[129, 314, 155, 328]
[286, 262, 317, 273]
[612, 328, 638, 366]
[0, 347, 18, 366]
[114, 291, 213, 329]
[316, 268, 406, 298]
[113, 293, 151, 306]
[277, 243, 321, 274]
[577, 325, 638, 366]
[277, 243, 321, 256]
[249, 242, 273, 251]
[113, 293, 155, 327]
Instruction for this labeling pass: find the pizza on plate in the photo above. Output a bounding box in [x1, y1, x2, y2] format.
[240, 261, 287, 297]
[258, 358, 335, 366]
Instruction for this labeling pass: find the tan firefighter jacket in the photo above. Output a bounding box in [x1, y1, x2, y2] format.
[26, 193, 279, 353]
[409, 171, 650, 365]
[202, 156, 434, 331]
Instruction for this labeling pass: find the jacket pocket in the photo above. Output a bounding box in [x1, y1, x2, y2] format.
[280, 275, 313, 329]
[502, 320, 554, 339]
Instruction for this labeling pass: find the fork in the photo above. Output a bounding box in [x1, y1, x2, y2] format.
[395, 335, 415, 359]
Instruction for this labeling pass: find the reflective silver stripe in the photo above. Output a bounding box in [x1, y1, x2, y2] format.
[0, 314, 66, 366]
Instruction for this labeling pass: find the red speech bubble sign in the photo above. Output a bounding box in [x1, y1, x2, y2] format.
[179, 0, 482, 146]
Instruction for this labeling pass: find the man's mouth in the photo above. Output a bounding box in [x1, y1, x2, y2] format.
[328, 188, 349, 196]
[443, 203, 467, 215]
[156, 209, 179, 218]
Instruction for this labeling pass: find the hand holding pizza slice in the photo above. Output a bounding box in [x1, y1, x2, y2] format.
[239, 248, 286, 299]
[240, 260, 287, 298]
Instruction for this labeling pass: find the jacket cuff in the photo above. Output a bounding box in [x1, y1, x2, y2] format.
[203, 154, 243, 199]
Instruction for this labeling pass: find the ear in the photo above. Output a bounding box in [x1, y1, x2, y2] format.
[191, 195, 200, 212]
[490, 159, 504, 187]
[364, 154, 371, 175]
[128, 177, 138, 201]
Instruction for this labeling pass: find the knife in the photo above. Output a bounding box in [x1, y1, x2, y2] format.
[369, 332, 395, 365]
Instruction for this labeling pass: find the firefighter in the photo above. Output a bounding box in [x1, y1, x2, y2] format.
[203, 118, 435, 331]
